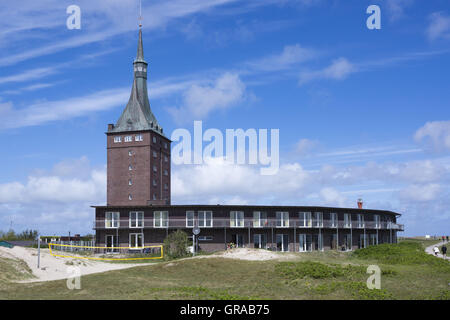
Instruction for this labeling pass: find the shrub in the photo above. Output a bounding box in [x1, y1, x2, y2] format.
[163, 230, 190, 260]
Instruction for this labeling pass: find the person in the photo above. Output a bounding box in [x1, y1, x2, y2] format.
[433, 246, 439, 256]
[446, 236, 449, 242]
[442, 245, 447, 259]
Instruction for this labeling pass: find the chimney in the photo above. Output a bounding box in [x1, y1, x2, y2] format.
[357, 198, 363, 209]
[108, 124, 114, 130]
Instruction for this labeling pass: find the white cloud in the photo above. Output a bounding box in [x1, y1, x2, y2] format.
[295, 138, 318, 156]
[414, 120, 450, 152]
[384, 0, 414, 22]
[399, 183, 441, 202]
[319, 187, 346, 207]
[427, 12, 450, 41]
[0, 67, 57, 85]
[246, 44, 316, 72]
[299, 57, 356, 85]
[168, 72, 247, 123]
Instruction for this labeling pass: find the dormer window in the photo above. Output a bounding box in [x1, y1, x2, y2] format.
[114, 136, 121, 143]
[125, 136, 132, 142]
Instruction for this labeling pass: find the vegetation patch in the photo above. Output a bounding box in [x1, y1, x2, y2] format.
[275, 261, 365, 280]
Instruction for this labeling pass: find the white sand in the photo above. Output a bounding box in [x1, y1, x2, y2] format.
[0, 246, 141, 283]
[196, 248, 299, 261]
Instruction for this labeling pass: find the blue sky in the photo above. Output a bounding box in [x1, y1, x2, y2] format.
[0, 0, 450, 236]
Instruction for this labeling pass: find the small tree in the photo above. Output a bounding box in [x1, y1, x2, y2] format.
[163, 230, 189, 260]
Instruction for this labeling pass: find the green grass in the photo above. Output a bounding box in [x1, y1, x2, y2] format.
[0, 239, 449, 300]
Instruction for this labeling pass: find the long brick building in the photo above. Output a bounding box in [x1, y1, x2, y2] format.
[92, 27, 403, 253]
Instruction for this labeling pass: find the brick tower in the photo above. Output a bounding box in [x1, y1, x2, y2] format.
[106, 27, 171, 206]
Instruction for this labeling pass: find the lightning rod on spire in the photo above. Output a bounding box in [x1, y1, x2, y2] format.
[138, 0, 142, 28]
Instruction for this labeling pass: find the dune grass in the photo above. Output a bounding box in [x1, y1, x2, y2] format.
[0, 239, 449, 300]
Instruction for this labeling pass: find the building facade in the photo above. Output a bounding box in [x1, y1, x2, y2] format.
[93, 27, 403, 252]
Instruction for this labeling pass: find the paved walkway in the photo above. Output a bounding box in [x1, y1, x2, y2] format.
[425, 241, 449, 260]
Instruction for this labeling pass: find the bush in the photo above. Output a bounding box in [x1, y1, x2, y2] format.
[163, 230, 190, 260]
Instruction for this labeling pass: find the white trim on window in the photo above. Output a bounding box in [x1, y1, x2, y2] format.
[186, 211, 194, 228]
[253, 211, 267, 227]
[298, 212, 312, 227]
[124, 135, 132, 142]
[129, 233, 143, 249]
[114, 136, 122, 143]
[154, 211, 168, 228]
[198, 211, 213, 228]
[230, 211, 244, 227]
[276, 211, 289, 227]
[135, 134, 143, 142]
[105, 212, 120, 228]
[129, 211, 144, 228]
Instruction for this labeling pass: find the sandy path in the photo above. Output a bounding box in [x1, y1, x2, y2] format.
[425, 241, 449, 260]
[0, 246, 143, 283]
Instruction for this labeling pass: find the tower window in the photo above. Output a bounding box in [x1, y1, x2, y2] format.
[114, 136, 121, 143]
[164, 169, 168, 176]
[164, 156, 168, 162]
[152, 136, 157, 143]
[129, 179, 132, 186]
[129, 165, 133, 171]
[128, 194, 132, 200]
[153, 179, 157, 187]
[153, 165, 157, 173]
[135, 134, 143, 142]
[129, 150, 133, 156]
[125, 136, 132, 142]
[153, 151, 157, 158]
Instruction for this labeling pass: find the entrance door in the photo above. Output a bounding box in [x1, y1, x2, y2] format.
[254, 234, 267, 249]
[344, 234, 352, 251]
[298, 234, 312, 252]
[330, 234, 337, 250]
[106, 235, 118, 253]
[276, 234, 289, 252]
[232, 234, 244, 248]
[312, 234, 323, 251]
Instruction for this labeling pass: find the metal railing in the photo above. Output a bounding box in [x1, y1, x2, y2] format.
[93, 218, 404, 231]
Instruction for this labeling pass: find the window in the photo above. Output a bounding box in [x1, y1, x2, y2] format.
[164, 156, 168, 162]
[186, 211, 194, 227]
[164, 169, 168, 176]
[128, 194, 132, 200]
[153, 165, 157, 173]
[230, 211, 244, 227]
[374, 215, 380, 229]
[124, 135, 132, 142]
[153, 193, 157, 200]
[198, 211, 212, 227]
[153, 151, 157, 158]
[330, 212, 338, 228]
[164, 183, 168, 190]
[357, 214, 365, 228]
[105, 212, 119, 228]
[198, 236, 213, 241]
[154, 211, 168, 228]
[253, 211, 267, 227]
[299, 234, 312, 252]
[135, 134, 143, 142]
[299, 212, 312, 227]
[276, 212, 289, 227]
[254, 234, 267, 249]
[129, 165, 132, 171]
[164, 142, 168, 149]
[128, 150, 133, 156]
[129, 211, 143, 228]
[128, 179, 132, 186]
[313, 212, 323, 227]
[114, 136, 121, 143]
[129, 233, 143, 248]
[153, 179, 157, 187]
[344, 213, 352, 228]
[152, 136, 157, 143]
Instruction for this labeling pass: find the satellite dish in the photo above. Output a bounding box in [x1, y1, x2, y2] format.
[193, 227, 200, 235]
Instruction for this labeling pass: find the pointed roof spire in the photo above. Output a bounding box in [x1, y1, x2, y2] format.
[135, 28, 145, 63]
[109, 27, 164, 136]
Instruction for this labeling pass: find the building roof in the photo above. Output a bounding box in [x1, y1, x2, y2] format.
[108, 28, 164, 136]
[91, 204, 401, 216]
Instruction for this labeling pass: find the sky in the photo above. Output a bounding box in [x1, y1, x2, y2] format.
[0, 0, 449, 237]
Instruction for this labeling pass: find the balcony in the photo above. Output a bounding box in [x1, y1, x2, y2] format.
[93, 218, 403, 231]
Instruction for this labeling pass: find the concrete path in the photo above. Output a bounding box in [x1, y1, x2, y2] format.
[425, 241, 449, 260]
